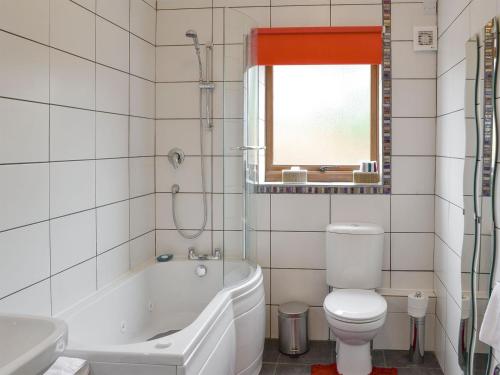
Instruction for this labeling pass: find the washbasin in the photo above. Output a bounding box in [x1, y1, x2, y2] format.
[0, 314, 67, 375]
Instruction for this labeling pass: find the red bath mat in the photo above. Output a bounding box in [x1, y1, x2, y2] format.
[311, 364, 397, 375]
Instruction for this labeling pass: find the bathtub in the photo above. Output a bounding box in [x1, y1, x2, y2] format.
[57, 259, 265, 375]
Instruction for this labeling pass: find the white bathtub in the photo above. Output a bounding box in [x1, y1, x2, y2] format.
[57, 259, 265, 375]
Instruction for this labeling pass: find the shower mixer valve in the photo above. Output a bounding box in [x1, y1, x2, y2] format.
[167, 148, 185, 169]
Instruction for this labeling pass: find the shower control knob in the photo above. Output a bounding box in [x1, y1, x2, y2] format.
[195, 264, 207, 277]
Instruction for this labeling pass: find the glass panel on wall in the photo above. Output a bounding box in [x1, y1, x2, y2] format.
[222, 8, 260, 287]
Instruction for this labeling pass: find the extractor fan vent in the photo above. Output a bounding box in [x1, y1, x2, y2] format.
[413, 26, 437, 51]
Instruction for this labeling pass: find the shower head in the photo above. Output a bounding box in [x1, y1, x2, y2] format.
[185, 29, 200, 52]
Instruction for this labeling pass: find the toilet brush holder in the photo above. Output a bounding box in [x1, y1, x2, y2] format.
[408, 291, 429, 363]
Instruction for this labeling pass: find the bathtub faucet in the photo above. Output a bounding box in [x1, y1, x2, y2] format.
[188, 247, 222, 260]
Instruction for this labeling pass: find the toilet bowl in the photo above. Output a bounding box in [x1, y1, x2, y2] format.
[324, 223, 386, 375]
[323, 289, 387, 375]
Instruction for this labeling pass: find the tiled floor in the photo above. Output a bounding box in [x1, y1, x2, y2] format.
[260, 340, 444, 375]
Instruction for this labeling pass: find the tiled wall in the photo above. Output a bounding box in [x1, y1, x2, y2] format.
[435, 1, 500, 374]
[154, 0, 438, 349]
[0, 0, 156, 316]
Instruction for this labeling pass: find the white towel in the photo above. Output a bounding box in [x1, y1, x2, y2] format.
[479, 283, 500, 350]
[43, 357, 89, 375]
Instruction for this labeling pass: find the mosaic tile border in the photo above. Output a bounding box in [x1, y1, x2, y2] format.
[483, 19, 495, 196]
[254, 1, 392, 195]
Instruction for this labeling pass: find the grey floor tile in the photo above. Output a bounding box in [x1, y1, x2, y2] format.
[373, 350, 386, 367]
[263, 339, 281, 363]
[259, 363, 277, 375]
[278, 340, 335, 365]
[385, 350, 440, 369]
[275, 364, 311, 374]
[397, 367, 444, 375]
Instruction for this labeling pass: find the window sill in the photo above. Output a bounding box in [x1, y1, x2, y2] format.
[249, 180, 387, 194]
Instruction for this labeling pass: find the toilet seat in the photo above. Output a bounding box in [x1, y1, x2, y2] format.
[324, 289, 387, 324]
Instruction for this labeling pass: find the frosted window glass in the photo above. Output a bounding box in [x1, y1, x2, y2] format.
[273, 65, 372, 166]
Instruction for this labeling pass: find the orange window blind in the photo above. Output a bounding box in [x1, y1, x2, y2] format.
[250, 26, 383, 66]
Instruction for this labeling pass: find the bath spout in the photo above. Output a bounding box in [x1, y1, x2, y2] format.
[188, 247, 221, 260]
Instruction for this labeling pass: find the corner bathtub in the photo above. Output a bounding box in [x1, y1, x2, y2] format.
[57, 260, 265, 375]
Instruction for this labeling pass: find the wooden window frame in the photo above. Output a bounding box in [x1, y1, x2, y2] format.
[265, 65, 380, 183]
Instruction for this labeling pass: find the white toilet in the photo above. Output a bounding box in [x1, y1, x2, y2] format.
[323, 223, 387, 375]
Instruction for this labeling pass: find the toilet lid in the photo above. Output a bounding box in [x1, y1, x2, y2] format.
[324, 289, 387, 323]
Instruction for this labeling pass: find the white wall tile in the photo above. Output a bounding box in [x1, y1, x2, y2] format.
[130, 117, 155, 157]
[223, 7, 270, 44]
[157, 9, 212, 45]
[96, 17, 129, 72]
[130, 231, 155, 268]
[72, 0, 95, 11]
[130, 157, 155, 197]
[50, 49, 95, 110]
[392, 79, 436, 118]
[130, 194, 155, 238]
[271, 268, 328, 306]
[331, 4, 382, 26]
[97, 243, 130, 288]
[131, 35, 155, 81]
[50, 106, 95, 161]
[392, 118, 436, 156]
[97, 201, 129, 254]
[392, 41, 437, 79]
[0, 99, 49, 163]
[158, 0, 212, 8]
[131, 76, 155, 118]
[0, 280, 51, 316]
[130, 0, 156, 44]
[96, 113, 129, 158]
[96, 0, 129, 30]
[156, 156, 211, 193]
[391, 195, 434, 233]
[0, 223, 50, 298]
[96, 65, 129, 115]
[271, 232, 325, 269]
[391, 3, 437, 41]
[248, 194, 270, 231]
[0, 0, 50, 44]
[391, 233, 434, 271]
[50, 210, 96, 274]
[255, 231, 270, 268]
[271, 195, 330, 231]
[50, 161, 95, 217]
[391, 271, 434, 290]
[0, 33, 49, 102]
[223, 194, 243, 231]
[271, 6, 330, 27]
[156, 229, 212, 256]
[156, 83, 199, 118]
[0, 164, 49, 231]
[50, 0, 95, 60]
[157, 45, 212, 82]
[96, 158, 129, 206]
[391, 157, 435, 194]
[156, 120, 212, 156]
[331, 195, 390, 232]
[437, 62, 465, 117]
[51, 258, 96, 314]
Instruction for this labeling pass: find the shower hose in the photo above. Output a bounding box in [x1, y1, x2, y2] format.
[171, 89, 209, 239]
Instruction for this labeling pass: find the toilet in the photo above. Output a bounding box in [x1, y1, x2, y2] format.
[323, 223, 387, 375]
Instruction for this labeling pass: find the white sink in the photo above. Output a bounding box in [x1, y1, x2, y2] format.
[0, 314, 68, 375]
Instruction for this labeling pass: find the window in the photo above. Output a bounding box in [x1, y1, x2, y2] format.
[265, 64, 380, 182]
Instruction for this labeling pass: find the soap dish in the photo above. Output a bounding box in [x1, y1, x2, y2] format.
[353, 171, 379, 184]
[282, 167, 307, 184]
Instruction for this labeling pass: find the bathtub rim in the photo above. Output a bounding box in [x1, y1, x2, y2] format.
[59, 259, 263, 367]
